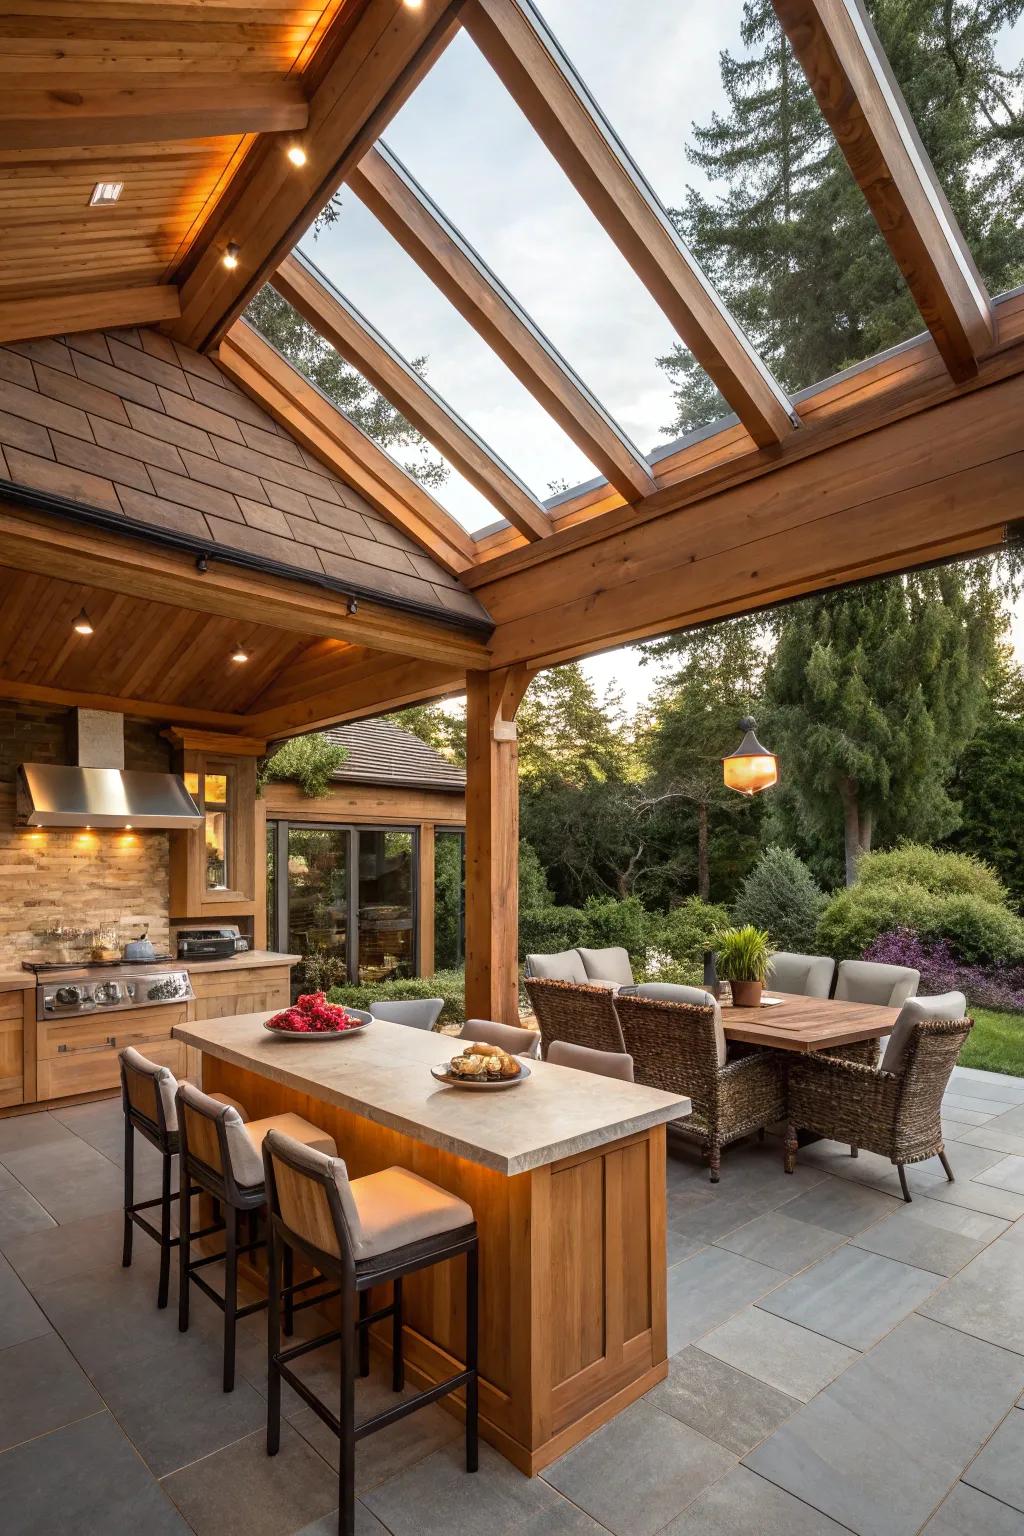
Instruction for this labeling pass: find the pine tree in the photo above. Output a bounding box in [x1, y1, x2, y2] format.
[662, 0, 1024, 435]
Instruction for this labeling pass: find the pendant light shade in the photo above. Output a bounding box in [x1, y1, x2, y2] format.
[723, 717, 779, 796]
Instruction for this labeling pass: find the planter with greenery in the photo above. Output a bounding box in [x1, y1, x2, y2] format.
[713, 925, 775, 1008]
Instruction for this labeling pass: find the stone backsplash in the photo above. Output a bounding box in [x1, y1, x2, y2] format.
[0, 705, 170, 965]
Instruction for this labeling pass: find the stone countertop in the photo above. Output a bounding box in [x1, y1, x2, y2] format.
[173, 1014, 691, 1176]
[0, 970, 35, 991]
[182, 950, 299, 975]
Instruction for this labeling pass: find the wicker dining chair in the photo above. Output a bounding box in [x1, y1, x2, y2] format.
[524, 977, 626, 1059]
[784, 996, 972, 1201]
[614, 993, 786, 1182]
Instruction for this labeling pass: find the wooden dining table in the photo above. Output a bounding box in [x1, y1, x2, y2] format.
[721, 990, 900, 1053]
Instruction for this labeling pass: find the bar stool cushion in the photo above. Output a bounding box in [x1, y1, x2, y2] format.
[461, 1018, 540, 1057]
[120, 1047, 248, 1132]
[237, 1113, 338, 1187]
[344, 1165, 474, 1261]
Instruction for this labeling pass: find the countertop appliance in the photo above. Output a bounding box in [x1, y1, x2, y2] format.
[176, 925, 249, 961]
[23, 961, 194, 1022]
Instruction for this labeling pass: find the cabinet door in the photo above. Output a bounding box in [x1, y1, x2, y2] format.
[36, 1003, 189, 1101]
[0, 990, 26, 1108]
[188, 966, 291, 1021]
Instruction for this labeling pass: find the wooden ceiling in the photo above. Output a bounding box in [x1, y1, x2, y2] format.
[0, 2, 344, 314]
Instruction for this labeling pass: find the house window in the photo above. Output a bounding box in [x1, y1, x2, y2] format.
[434, 829, 465, 970]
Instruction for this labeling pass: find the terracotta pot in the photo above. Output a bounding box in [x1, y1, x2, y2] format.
[729, 979, 763, 1008]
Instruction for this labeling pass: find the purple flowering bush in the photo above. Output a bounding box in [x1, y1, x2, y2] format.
[863, 929, 1024, 1012]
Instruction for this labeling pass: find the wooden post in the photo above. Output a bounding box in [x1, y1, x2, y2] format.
[465, 667, 530, 1024]
[417, 822, 436, 977]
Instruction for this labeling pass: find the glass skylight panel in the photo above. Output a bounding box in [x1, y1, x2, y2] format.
[296, 193, 598, 520]
[382, 29, 685, 454]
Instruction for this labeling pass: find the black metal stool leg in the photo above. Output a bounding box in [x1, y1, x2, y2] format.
[283, 1242, 294, 1338]
[122, 1119, 134, 1268]
[178, 1155, 191, 1333]
[267, 1226, 282, 1457]
[391, 1278, 404, 1392]
[224, 1206, 238, 1392]
[339, 1283, 357, 1536]
[465, 1244, 478, 1473]
[157, 1148, 173, 1309]
[358, 1289, 370, 1378]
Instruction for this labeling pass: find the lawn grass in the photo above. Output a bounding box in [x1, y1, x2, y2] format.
[960, 1007, 1024, 1077]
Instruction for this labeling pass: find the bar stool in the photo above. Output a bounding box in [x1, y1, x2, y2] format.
[176, 1083, 338, 1391]
[262, 1129, 479, 1536]
[119, 1048, 248, 1309]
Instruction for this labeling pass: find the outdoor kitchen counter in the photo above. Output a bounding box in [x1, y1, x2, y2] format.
[174, 1012, 689, 1475]
[181, 950, 300, 974]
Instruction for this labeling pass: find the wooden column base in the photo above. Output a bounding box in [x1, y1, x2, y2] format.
[205, 1057, 668, 1475]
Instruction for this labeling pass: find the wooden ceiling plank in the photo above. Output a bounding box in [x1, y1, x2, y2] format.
[168, 0, 464, 353]
[246, 651, 464, 737]
[462, 0, 796, 449]
[218, 322, 479, 575]
[0, 674, 249, 730]
[0, 80, 309, 152]
[0, 285, 181, 344]
[772, 0, 993, 381]
[350, 143, 656, 504]
[272, 252, 552, 540]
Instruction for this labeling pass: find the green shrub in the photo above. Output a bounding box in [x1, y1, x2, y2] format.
[325, 970, 466, 1027]
[258, 733, 348, 799]
[858, 845, 1007, 906]
[518, 905, 588, 960]
[579, 896, 651, 960]
[653, 898, 731, 975]
[732, 845, 825, 951]
[817, 882, 1024, 966]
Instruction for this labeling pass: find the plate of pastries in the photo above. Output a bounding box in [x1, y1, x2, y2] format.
[431, 1040, 531, 1090]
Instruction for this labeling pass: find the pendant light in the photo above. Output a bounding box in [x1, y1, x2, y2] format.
[723, 717, 779, 796]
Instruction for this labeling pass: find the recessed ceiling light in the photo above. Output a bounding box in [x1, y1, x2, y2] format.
[286, 143, 307, 167]
[231, 643, 249, 664]
[89, 181, 123, 206]
[403, 0, 424, 8]
[73, 608, 94, 636]
[223, 242, 240, 270]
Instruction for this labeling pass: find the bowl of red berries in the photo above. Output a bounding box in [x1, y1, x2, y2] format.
[263, 992, 373, 1041]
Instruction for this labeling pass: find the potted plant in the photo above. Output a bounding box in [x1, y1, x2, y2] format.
[713, 925, 775, 1008]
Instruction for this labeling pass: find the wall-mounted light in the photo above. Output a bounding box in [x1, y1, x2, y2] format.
[723, 717, 779, 797]
[89, 181, 123, 206]
[223, 242, 240, 270]
[347, 596, 358, 615]
[231, 643, 249, 664]
[286, 143, 307, 167]
[73, 608, 94, 636]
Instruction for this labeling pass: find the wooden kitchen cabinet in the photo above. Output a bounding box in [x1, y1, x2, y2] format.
[0, 990, 32, 1108]
[187, 965, 290, 1022]
[36, 1003, 189, 1101]
[166, 732, 263, 922]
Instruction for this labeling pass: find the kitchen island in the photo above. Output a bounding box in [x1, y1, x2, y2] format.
[173, 1013, 691, 1475]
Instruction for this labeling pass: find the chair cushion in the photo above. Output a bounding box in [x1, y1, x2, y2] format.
[767, 952, 835, 1000]
[462, 1019, 541, 1057]
[240, 1113, 337, 1187]
[546, 1040, 634, 1081]
[370, 998, 444, 1029]
[343, 1165, 474, 1261]
[577, 947, 634, 987]
[835, 960, 920, 1008]
[624, 986, 726, 1067]
[881, 992, 967, 1075]
[526, 949, 588, 983]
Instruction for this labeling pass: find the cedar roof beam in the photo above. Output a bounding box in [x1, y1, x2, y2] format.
[0, 81, 309, 152]
[462, 0, 796, 449]
[273, 251, 552, 540]
[350, 144, 657, 503]
[218, 321, 479, 577]
[169, 0, 464, 354]
[0, 285, 180, 345]
[773, 0, 994, 382]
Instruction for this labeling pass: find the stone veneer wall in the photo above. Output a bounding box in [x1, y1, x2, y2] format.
[0, 705, 170, 965]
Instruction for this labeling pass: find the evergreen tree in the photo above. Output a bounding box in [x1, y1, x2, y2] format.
[945, 650, 1024, 905]
[762, 563, 1004, 886]
[245, 286, 448, 489]
[661, 0, 1024, 434]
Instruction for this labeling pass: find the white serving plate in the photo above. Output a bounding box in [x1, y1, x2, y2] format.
[263, 1008, 373, 1041]
[431, 1061, 531, 1090]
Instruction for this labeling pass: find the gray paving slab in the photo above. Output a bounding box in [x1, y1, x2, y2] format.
[942, 1104, 998, 1127]
[646, 1344, 799, 1454]
[946, 1092, 1020, 1117]
[33, 1260, 217, 1377]
[985, 1103, 1024, 1136]
[668, 1188, 772, 1246]
[851, 1197, 1009, 1276]
[921, 1174, 1024, 1221]
[778, 1178, 903, 1235]
[0, 1112, 79, 1154]
[0, 1136, 124, 1223]
[957, 1124, 1024, 1157]
[667, 1246, 786, 1353]
[920, 1228, 1024, 1354]
[1, 1207, 136, 1293]
[0, 1164, 56, 1249]
[923, 1483, 1024, 1535]
[0, 1332, 102, 1452]
[542, 1400, 735, 1536]
[295, 1508, 390, 1536]
[696, 1306, 859, 1402]
[0, 1410, 190, 1535]
[947, 1072, 1024, 1104]
[714, 1211, 844, 1274]
[662, 1464, 853, 1536]
[745, 1315, 1024, 1536]
[757, 1244, 941, 1350]
[975, 1156, 1024, 1195]
[0, 1250, 52, 1350]
[962, 1408, 1024, 1513]
[161, 1422, 338, 1536]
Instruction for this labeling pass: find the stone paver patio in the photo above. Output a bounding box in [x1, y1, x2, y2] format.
[2, 1063, 1024, 1535]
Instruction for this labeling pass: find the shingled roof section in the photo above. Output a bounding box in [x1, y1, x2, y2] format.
[0, 326, 488, 625]
[320, 718, 465, 792]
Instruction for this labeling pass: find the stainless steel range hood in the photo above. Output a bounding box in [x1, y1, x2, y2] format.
[17, 709, 202, 830]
